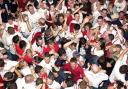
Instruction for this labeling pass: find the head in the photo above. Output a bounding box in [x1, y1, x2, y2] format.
[38, 18, 45, 26]
[114, 80, 127, 89]
[74, 13, 80, 22]
[58, 14, 64, 23]
[25, 74, 35, 84]
[19, 60, 28, 69]
[66, 9, 72, 16]
[0, 59, 5, 71]
[7, 27, 15, 35]
[19, 40, 27, 50]
[22, 14, 29, 22]
[119, 65, 128, 74]
[101, 8, 108, 17]
[12, 35, 20, 44]
[44, 53, 51, 64]
[63, 78, 74, 88]
[106, 34, 114, 42]
[36, 36, 43, 46]
[47, 73, 54, 85]
[70, 43, 77, 50]
[3, 72, 14, 81]
[35, 65, 44, 75]
[27, 4, 35, 14]
[58, 48, 67, 59]
[8, 17, 14, 25]
[84, 22, 92, 30]
[48, 40, 54, 48]
[78, 80, 88, 89]
[40, 0, 47, 9]
[97, 16, 104, 26]
[6, 82, 17, 89]
[26, 49, 33, 57]
[74, 23, 80, 33]
[74, 4, 79, 10]
[70, 57, 77, 69]
[36, 78, 43, 86]
[114, 44, 122, 52]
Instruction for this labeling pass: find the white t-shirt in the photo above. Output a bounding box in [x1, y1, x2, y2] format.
[20, 66, 32, 76]
[66, 48, 76, 61]
[109, 54, 127, 83]
[48, 80, 61, 89]
[85, 70, 108, 88]
[38, 8, 47, 19]
[39, 60, 53, 74]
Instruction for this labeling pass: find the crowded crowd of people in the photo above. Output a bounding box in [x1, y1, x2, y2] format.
[0, 0, 128, 89]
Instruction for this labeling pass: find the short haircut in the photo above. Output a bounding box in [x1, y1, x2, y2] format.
[0, 59, 5, 67]
[25, 74, 34, 83]
[8, 27, 15, 35]
[115, 44, 122, 49]
[27, 4, 33, 10]
[58, 48, 66, 56]
[108, 34, 114, 41]
[36, 36, 42, 42]
[119, 65, 128, 74]
[48, 73, 54, 81]
[70, 42, 77, 47]
[84, 22, 92, 28]
[70, 57, 77, 63]
[6, 82, 17, 89]
[12, 35, 19, 44]
[65, 78, 74, 87]
[98, 16, 103, 20]
[79, 80, 88, 89]
[74, 23, 80, 30]
[36, 78, 43, 85]
[4, 72, 14, 81]
[19, 40, 27, 49]
[35, 65, 43, 74]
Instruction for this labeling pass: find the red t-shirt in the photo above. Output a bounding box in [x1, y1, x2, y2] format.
[0, 75, 4, 89]
[64, 63, 85, 82]
[43, 43, 59, 55]
[15, 44, 24, 56]
[23, 55, 33, 64]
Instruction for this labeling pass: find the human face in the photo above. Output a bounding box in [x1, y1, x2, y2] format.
[91, 64, 99, 73]
[75, 14, 80, 22]
[98, 19, 103, 26]
[59, 16, 64, 23]
[38, 39, 43, 46]
[28, 6, 35, 14]
[44, 57, 50, 64]
[0, 67, 4, 71]
[102, 10, 107, 17]
[70, 62, 77, 69]
[40, 1, 47, 9]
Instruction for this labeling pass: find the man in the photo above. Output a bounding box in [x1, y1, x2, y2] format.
[63, 57, 87, 83]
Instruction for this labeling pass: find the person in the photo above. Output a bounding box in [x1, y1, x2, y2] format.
[63, 57, 88, 83]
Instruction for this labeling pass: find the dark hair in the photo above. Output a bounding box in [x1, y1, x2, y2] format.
[84, 22, 92, 28]
[108, 34, 114, 41]
[116, 80, 127, 89]
[98, 16, 103, 20]
[70, 43, 77, 47]
[36, 78, 43, 85]
[36, 36, 42, 42]
[70, 57, 77, 63]
[74, 12, 79, 16]
[99, 38, 106, 50]
[7, 27, 15, 35]
[12, 35, 19, 44]
[115, 44, 122, 49]
[74, 3, 79, 8]
[119, 65, 128, 74]
[35, 65, 43, 74]
[27, 4, 33, 10]
[102, 8, 108, 12]
[58, 48, 66, 56]
[0, 42, 4, 48]
[19, 40, 27, 49]
[65, 78, 74, 87]
[67, 9, 72, 14]
[48, 73, 54, 81]
[4, 72, 14, 81]
[74, 24, 80, 30]
[6, 82, 17, 89]
[0, 59, 5, 67]
[97, 56, 107, 70]
[79, 80, 87, 89]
